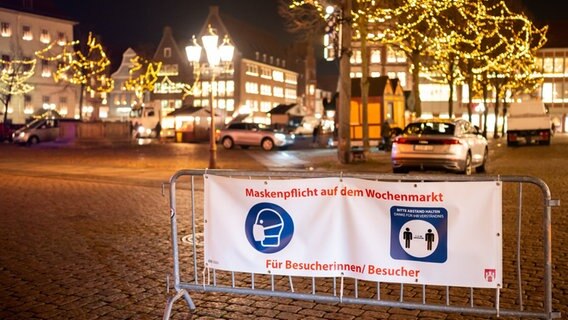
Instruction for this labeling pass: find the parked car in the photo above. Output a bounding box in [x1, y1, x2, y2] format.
[391, 118, 488, 175]
[218, 122, 295, 151]
[12, 117, 60, 145]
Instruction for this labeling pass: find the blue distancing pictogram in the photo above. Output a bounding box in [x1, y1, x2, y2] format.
[390, 206, 447, 263]
[245, 202, 294, 253]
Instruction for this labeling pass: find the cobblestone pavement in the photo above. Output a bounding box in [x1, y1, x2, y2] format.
[0, 135, 566, 319]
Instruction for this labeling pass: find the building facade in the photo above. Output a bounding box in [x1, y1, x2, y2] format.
[535, 48, 568, 132]
[0, 6, 77, 124]
[189, 6, 300, 125]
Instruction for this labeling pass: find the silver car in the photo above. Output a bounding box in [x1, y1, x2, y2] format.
[391, 118, 488, 175]
[218, 122, 295, 151]
[12, 117, 60, 145]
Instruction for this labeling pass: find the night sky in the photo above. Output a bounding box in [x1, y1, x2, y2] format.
[49, 0, 289, 68]
[46, 0, 568, 71]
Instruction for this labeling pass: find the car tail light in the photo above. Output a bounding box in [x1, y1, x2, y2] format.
[440, 138, 461, 145]
[393, 137, 461, 145]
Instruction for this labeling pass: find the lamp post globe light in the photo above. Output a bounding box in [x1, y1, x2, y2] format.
[186, 25, 234, 169]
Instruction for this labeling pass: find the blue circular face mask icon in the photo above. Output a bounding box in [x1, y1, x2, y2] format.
[245, 202, 294, 253]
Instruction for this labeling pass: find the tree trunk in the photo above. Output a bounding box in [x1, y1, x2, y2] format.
[337, 0, 352, 164]
[361, 25, 370, 155]
[493, 84, 501, 139]
[411, 50, 421, 117]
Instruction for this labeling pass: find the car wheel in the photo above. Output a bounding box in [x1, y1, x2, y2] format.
[261, 138, 274, 151]
[476, 148, 488, 173]
[462, 152, 473, 175]
[222, 137, 234, 149]
[28, 136, 39, 146]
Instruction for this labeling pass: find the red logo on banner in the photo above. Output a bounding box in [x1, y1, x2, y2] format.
[484, 269, 496, 282]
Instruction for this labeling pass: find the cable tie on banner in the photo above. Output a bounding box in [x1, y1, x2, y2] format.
[340, 171, 343, 182]
[496, 174, 501, 186]
[204, 168, 209, 179]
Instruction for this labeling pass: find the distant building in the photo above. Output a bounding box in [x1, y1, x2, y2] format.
[535, 48, 568, 132]
[189, 6, 300, 125]
[107, 47, 144, 122]
[0, 5, 77, 124]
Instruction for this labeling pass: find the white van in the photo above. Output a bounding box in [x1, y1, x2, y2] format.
[12, 117, 61, 145]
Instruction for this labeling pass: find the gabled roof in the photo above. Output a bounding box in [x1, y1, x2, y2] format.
[268, 104, 297, 115]
[351, 76, 391, 97]
[166, 106, 205, 117]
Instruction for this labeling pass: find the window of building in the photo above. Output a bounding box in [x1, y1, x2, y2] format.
[57, 32, 66, 45]
[397, 72, 406, 87]
[350, 49, 362, 64]
[260, 84, 271, 96]
[285, 88, 297, 100]
[554, 57, 564, 74]
[59, 97, 68, 115]
[261, 67, 271, 79]
[285, 73, 297, 84]
[273, 70, 284, 82]
[226, 80, 234, 96]
[226, 99, 234, 112]
[350, 72, 362, 78]
[245, 81, 259, 94]
[40, 29, 50, 44]
[371, 71, 381, 77]
[542, 57, 553, 73]
[260, 101, 272, 112]
[246, 64, 259, 76]
[22, 25, 32, 41]
[217, 80, 226, 97]
[386, 46, 406, 63]
[262, 54, 267, 62]
[371, 49, 381, 63]
[1, 22, 11, 37]
[270, 56, 274, 64]
[164, 47, 172, 58]
[41, 59, 51, 77]
[24, 95, 33, 114]
[158, 64, 179, 76]
[42, 96, 51, 109]
[273, 86, 284, 98]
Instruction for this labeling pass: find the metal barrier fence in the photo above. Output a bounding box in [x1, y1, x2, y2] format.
[162, 169, 561, 319]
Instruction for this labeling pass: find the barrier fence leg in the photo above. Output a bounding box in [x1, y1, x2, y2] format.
[163, 289, 195, 320]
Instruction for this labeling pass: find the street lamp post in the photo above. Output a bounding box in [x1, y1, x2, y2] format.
[186, 25, 234, 169]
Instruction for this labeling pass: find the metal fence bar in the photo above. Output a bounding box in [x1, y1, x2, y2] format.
[517, 182, 524, 311]
[162, 169, 561, 320]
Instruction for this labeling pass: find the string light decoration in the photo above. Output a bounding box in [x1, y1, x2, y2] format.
[36, 32, 114, 119]
[123, 55, 162, 100]
[0, 58, 36, 123]
[290, 0, 547, 118]
[0, 58, 36, 95]
[35, 32, 114, 94]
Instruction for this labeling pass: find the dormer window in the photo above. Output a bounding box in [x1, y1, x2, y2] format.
[40, 29, 50, 44]
[164, 47, 172, 58]
[22, 25, 32, 41]
[1, 22, 11, 37]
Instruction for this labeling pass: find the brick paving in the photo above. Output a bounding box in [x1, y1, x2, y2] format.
[0, 136, 566, 319]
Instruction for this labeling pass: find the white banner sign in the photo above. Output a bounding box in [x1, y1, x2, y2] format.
[204, 175, 502, 288]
